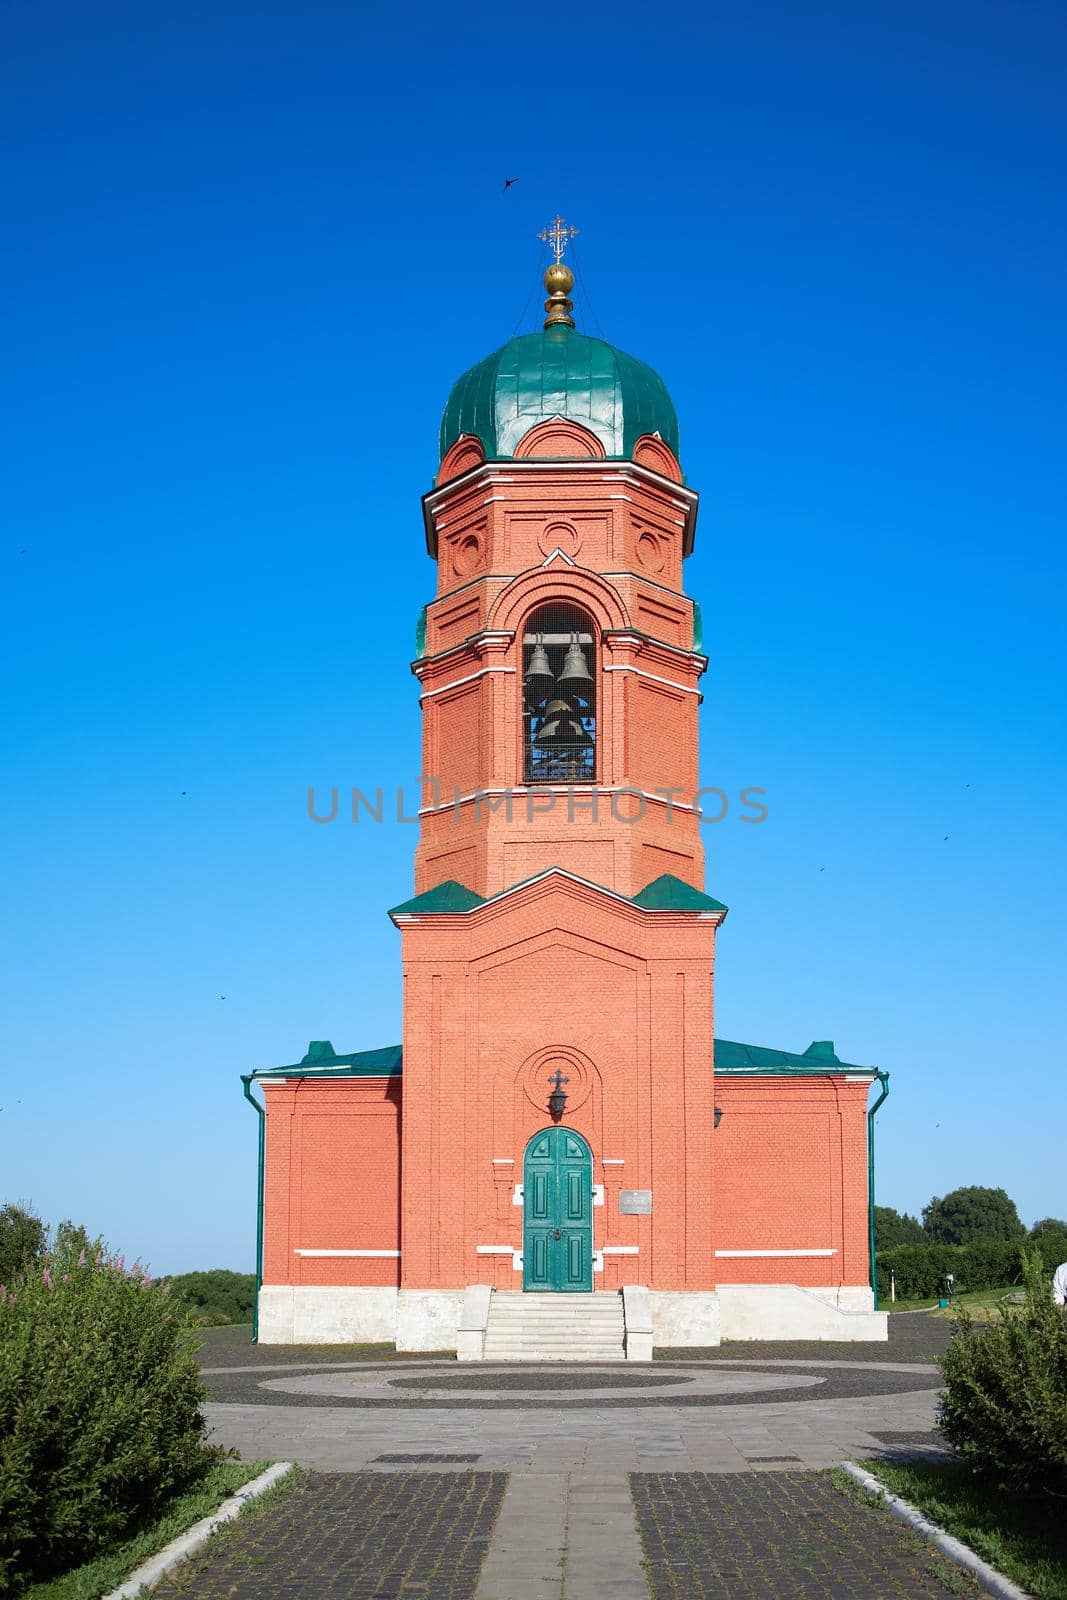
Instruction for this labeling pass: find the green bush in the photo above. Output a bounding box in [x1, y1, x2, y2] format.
[0, 1247, 213, 1594]
[875, 1239, 1026, 1300]
[1031, 1218, 1067, 1266]
[160, 1269, 256, 1327]
[938, 1251, 1067, 1496]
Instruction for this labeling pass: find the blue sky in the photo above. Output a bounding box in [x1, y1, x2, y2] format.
[2, 0, 1065, 1274]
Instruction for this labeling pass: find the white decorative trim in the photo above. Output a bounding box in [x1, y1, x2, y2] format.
[602, 1245, 639, 1255]
[413, 629, 516, 673]
[423, 458, 698, 513]
[540, 547, 577, 567]
[419, 666, 516, 701]
[602, 1158, 625, 1166]
[417, 786, 701, 819]
[603, 664, 702, 695]
[592, 1184, 605, 1206]
[845, 1074, 877, 1082]
[491, 1158, 514, 1165]
[714, 1248, 837, 1258]
[294, 1249, 401, 1258]
[475, 1245, 516, 1255]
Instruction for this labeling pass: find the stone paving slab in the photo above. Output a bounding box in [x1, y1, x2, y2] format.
[205, 1381, 940, 1473]
[152, 1470, 506, 1599]
[630, 1471, 980, 1598]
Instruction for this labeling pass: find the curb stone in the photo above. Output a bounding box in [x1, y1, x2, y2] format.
[838, 1460, 1032, 1600]
[101, 1461, 295, 1599]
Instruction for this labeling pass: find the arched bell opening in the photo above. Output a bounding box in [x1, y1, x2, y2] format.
[522, 601, 597, 784]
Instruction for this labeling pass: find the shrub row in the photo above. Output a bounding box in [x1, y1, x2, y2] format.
[875, 1233, 1067, 1300]
[0, 1248, 212, 1594]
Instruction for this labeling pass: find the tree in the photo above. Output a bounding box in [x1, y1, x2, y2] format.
[922, 1186, 1025, 1246]
[0, 1201, 47, 1284]
[160, 1270, 256, 1327]
[874, 1205, 924, 1251]
[1030, 1218, 1067, 1264]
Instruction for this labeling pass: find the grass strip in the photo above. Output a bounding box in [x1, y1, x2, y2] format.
[22, 1459, 273, 1600]
[854, 1459, 1067, 1600]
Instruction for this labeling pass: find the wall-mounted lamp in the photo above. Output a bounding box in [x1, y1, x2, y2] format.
[547, 1069, 570, 1121]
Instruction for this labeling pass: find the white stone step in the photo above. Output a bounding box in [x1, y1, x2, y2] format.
[479, 1289, 625, 1364]
[484, 1352, 625, 1362]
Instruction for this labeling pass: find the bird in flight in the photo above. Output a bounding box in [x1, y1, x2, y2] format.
[502, 177, 519, 193]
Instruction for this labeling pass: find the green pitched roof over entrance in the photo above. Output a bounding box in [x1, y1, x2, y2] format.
[631, 874, 728, 913]
[439, 325, 679, 466]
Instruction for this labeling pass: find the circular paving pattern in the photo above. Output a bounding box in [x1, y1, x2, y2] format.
[202, 1356, 940, 1411]
[388, 1371, 696, 1391]
[261, 1366, 827, 1403]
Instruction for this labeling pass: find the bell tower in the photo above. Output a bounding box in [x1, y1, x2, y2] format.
[413, 225, 707, 902]
[390, 223, 725, 1345]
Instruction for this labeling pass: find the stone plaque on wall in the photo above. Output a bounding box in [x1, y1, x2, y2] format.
[619, 1189, 652, 1215]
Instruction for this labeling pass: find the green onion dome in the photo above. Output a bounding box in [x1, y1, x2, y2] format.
[439, 323, 679, 467]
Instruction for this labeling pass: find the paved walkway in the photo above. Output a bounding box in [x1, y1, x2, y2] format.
[179, 1319, 963, 1598]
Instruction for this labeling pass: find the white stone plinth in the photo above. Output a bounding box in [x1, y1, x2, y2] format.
[716, 1283, 888, 1341]
[257, 1286, 398, 1345]
[456, 1284, 493, 1362]
[395, 1288, 465, 1351]
[649, 1290, 722, 1348]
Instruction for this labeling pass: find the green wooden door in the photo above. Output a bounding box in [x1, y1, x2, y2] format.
[523, 1127, 593, 1291]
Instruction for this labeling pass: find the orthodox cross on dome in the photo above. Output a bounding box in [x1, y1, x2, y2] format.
[539, 215, 579, 330]
[539, 213, 579, 264]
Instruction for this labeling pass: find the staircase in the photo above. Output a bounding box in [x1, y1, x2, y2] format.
[481, 1291, 626, 1361]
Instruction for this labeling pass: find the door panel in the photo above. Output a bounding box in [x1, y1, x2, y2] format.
[523, 1126, 593, 1291]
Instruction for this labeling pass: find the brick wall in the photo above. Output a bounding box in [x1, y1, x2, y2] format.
[261, 1077, 402, 1288]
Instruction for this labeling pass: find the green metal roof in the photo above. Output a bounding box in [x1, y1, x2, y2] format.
[439, 326, 679, 468]
[714, 1038, 875, 1075]
[631, 874, 728, 913]
[251, 1037, 873, 1081]
[388, 880, 487, 917]
[390, 870, 725, 923]
[252, 1041, 403, 1079]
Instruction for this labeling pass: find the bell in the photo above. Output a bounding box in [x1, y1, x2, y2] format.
[558, 634, 593, 685]
[524, 635, 553, 699]
[535, 700, 592, 746]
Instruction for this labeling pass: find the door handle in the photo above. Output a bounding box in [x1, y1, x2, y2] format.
[553, 1229, 561, 1239]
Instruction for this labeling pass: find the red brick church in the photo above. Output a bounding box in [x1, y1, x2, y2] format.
[241, 224, 889, 1355]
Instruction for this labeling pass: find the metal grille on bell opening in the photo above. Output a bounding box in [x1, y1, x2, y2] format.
[523, 601, 596, 783]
